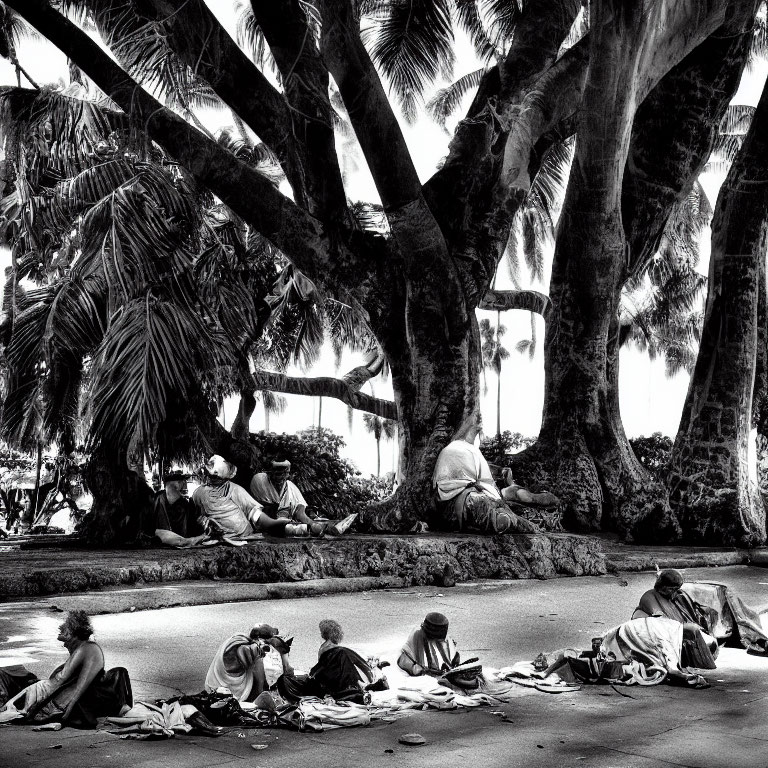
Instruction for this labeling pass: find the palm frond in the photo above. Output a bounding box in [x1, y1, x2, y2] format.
[484, 0, 524, 51]
[426, 67, 486, 128]
[91, 4, 222, 115]
[87, 296, 236, 460]
[0, 86, 125, 188]
[326, 299, 377, 368]
[235, 0, 280, 79]
[452, 0, 497, 61]
[364, 0, 455, 123]
[747, 5, 768, 71]
[349, 200, 389, 234]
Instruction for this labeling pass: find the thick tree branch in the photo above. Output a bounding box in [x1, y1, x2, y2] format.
[249, 0, 348, 223]
[253, 371, 397, 421]
[320, 0, 422, 209]
[133, 0, 308, 204]
[423, 0, 582, 250]
[498, 37, 589, 204]
[8, 0, 357, 289]
[623, 0, 757, 277]
[341, 348, 386, 390]
[479, 289, 550, 318]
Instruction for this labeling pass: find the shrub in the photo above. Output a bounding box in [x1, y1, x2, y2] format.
[248, 427, 391, 518]
[629, 433, 673, 480]
[479, 431, 537, 465]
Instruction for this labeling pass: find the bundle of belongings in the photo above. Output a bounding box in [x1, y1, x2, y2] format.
[503, 615, 717, 692]
[641, 579, 768, 655]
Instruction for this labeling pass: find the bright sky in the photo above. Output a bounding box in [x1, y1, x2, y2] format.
[0, 7, 766, 477]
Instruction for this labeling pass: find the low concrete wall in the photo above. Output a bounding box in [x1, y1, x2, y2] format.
[0, 532, 605, 598]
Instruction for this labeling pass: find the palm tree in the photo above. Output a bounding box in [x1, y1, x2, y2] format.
[480, 316, 510, 438]
[619, 182, 710, 376]
[362, 412, 396, 476]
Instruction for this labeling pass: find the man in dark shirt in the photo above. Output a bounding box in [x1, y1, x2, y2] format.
[153, 471, 206, 547]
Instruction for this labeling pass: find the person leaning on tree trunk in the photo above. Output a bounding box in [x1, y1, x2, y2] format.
[429, 414, 559, 535]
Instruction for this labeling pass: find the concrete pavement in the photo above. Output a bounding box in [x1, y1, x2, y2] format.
[2, 565, 768, 767]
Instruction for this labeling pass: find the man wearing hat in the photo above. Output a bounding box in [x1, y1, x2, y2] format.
[249, 460, 313, 525]
[193, 455, 310, 540]
[152, 470, 207, 547]
[398, 612, 461, 677]
[205, 623, 294, 702]
[194, 454, 356, 540]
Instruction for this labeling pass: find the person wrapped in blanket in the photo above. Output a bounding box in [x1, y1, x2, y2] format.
[633, 569, 719, 655]
[0, 610, 132, 727]
[522, 616, 717, 691]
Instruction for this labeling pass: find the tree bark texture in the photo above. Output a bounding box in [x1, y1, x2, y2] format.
[667, 80, 768, 547]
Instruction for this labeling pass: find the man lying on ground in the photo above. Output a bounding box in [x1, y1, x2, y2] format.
[430, 415, 552, 535]
[152, 471, 208, 548]
[0, 610, 132, 727]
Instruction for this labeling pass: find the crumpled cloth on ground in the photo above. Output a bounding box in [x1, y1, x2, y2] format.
[503, 617, 710, 692]
[681, 582, 768, 653]
[293, 698, 371, 730]
[107, 701, 192, 737]
[367, 667, 530, 710]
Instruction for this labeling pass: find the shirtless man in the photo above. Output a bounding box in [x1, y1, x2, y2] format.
[0, 610, 132, 726]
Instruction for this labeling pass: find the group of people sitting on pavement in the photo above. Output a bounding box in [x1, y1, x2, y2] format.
[151, 455, 357, 548]
[1, 568, 766, 731]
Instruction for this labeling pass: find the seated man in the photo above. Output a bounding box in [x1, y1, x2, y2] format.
[195, 456, 355, 541]
[250, 460, 313, 525]
[431, 416, 544, 534]
[632, 569, 718, 652]
[152, 471, 207, 548]
[276, 619, 385, 703]
[205, 623, 293, 702]
[398, 612, 460, 677]
[0, 610, 132, 727]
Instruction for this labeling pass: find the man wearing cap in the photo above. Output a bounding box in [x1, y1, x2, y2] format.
[193, 455, 311, 540]
[249, 460, 313, 525]
[398, 612, 461, 677]
[205, 623, 294, 702]
[152, 471, 207, 548]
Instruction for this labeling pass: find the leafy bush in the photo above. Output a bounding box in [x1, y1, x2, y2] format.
[629, 433, 673, 479]
[248, 427, 391, 518]
[479, 431, 537, 465]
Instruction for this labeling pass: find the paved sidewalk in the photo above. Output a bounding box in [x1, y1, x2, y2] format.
[2, 566, 768, 767]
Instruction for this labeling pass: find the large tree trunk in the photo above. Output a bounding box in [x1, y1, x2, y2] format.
[364, 288, 481, 531]
[80, 449, 155, 545]
[667, 83, 768, 547]
[512, 1, 683, 542]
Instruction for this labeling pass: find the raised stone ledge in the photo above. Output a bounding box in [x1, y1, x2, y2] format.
[0, 532, 605, 598]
